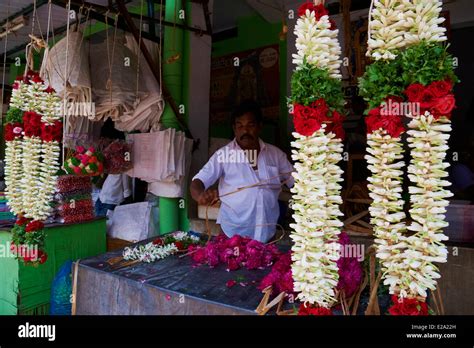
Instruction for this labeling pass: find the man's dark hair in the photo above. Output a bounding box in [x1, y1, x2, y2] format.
[231, 100, 263, 125]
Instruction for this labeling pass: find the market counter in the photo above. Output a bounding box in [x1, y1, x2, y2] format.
[0, 218, 106, 315]
[75, 239, 274, 315]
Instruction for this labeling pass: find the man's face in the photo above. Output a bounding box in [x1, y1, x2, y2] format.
[233, 112, 262, 149]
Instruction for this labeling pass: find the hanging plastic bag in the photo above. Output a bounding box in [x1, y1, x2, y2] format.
[50, 260, 73, 315]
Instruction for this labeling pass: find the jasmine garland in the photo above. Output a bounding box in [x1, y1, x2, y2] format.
[289, 1, 346, 313]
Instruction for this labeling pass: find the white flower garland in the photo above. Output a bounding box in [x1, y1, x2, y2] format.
[290, 127, 343, 308]
[124, 243, 179, 263]
[367, 0, 446, 60]
[34, 141, 61, 221]
[402, 113, 452, 298]
[4, 140, 24, 215]
[367, 0, 409, 60]
[366, 130, 408, 295]
[21, 137, 43, 220]
[366, 0, 451, 301]
[4, 75, 62, 220]
[292, 11, 342, 80]
[403, 0, 446, 46]
[123, 232, 200, 263]
[10, 80, 29, 111]
[290, 5, 345, 309]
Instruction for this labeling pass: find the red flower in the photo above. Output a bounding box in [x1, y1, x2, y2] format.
[31, 75, 44, 84]
[12, 81, 20, 90]
[420, 88, 437, 110]
[41, 121, 63, 142]
[174, 241, 185, 251]
[298, 303, 333, 316]
[4, 123, 23, 141]
[329, 19, 337, 30]
[10, 243, 17, 254]
[294, 116, 322, 136]
[429, 80, 453, 98]
[152, 238, 164, 246]
[38, 250, 48, 264]
[430, 94, 456, 119]
[388, 295, 429, 316]
[16, 217, 29, 226]
[298, 2, 328, 20]
[226, 280, 237, 288]
[25, 220, 45, 233]
[45, 86, 56, 94]
[292, 100, 330, 136]
[405, 83, 425, 102]
[366, 107, 405, 138]
[326, 110, 345, 140]
[23, 111, 42, 137]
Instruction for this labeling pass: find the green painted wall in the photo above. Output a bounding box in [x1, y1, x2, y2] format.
[211, 15, 289, 151]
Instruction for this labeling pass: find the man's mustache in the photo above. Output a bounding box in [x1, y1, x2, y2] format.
[240, 134, 254, 140]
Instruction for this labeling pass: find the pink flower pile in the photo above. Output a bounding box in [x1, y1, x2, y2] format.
[336, 232, 364, 298]
[258, 252, 294, 296]
[258, 232, 363, 299]
[188, 234, 281, 272]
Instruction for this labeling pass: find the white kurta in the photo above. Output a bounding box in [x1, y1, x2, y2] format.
[193, 138, 294, 243]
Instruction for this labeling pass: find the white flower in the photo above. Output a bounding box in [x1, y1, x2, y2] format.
[123, 242, 179, 263]
[401, 113, 451, 298]
[365, 130, 408, 295]
[290, 129, 343, 308]
[368, 0, 447, 61]
[367, 0, 410, 60]
[293, 12, 342, 79]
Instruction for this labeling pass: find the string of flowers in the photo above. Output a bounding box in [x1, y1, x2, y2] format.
[402, 49, 457, 300]
[289, 1, 346, 314]
[4, 108, 24, 214]
[124, 232, 201, 263]
[367, 0, 409, 60]
[4, 70, 63, 265]
[360, 0, 457, 314]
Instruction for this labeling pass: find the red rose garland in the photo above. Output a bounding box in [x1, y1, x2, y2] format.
[404, 80, 455, 119]
[6, 70, 63, 266]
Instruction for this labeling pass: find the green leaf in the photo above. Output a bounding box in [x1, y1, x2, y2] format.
[289, 63, 345, 112]
[6, 108, 23, 124]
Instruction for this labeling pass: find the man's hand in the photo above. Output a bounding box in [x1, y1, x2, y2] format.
[190, 179, 219, 206]
[197, 189, 219, 206]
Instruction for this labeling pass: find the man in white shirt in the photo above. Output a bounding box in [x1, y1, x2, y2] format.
[191, 100, 294, 243]
[95, 174, 132, 216]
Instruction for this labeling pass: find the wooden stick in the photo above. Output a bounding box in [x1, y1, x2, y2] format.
[71, 259, 80, 315]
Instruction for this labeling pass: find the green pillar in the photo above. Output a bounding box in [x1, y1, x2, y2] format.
[159, 0, 186, 234]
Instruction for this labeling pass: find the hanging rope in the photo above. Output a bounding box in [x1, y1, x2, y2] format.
[367, 0, 375, 47]
[61, 0, 72, 171]
[105, 11, 119, 104]
[0, 0, 11, 125]
[135, 0, 144, 98]
[159, 0, 163, 96]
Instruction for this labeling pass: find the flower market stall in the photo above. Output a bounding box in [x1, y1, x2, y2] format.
[0, 0, 473, 324]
